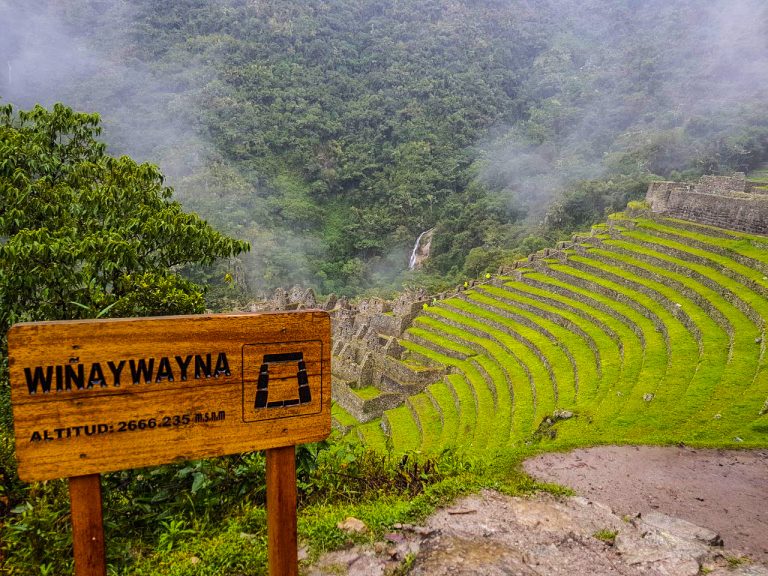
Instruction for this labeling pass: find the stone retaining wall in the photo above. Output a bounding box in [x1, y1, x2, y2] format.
[646, 175, 768, 235]
[332, 378, 404, 423]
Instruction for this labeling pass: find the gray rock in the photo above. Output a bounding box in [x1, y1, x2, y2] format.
[615, 511, 724, 575]
[641, 512, 723, 547]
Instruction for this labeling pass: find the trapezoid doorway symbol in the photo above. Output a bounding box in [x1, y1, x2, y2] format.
[241, 340, 323, 423]
[254, 351, 311, 409]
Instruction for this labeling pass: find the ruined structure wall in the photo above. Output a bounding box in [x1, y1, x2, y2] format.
[646, 178, 768, 235]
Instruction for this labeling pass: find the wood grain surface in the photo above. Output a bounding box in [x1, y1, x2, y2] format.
[267, 446, 298, 576]
[8, 311, 331, 481]
[69, 474, 106, 576]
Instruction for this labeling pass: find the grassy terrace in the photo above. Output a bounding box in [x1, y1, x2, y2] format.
[432, 301, 563, 406]
[426, 380, 460, 448]
[332, 403, 359, 431]
[623, 223, 768, 299]
[488, 281, 626, 408]
[355, 419, 389, 451]
[574, 249, 742, 435]
[405, 316, 500, 451]
[421, 302, 546, 440]
[498, 272, 648, 442]
[560, 256, 708, 434]
[462, 289, 600, 402]
[406, 393, 444, 453]
[535, 263, 672, 430]
[337, 215, 768, 454]
[383, 405, 421, 453]
[623, 221, 768, 442]
[397, 340, 481, 449]
[635, 219, 768, 272]
[355, 386, 382, 400]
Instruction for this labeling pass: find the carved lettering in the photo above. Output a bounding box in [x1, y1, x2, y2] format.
[24, 352, 231, 395]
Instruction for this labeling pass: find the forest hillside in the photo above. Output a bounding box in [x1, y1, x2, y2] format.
[3, 0, 768, 297]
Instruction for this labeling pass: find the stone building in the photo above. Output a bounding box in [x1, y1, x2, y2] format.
[646, 173, 768, 234]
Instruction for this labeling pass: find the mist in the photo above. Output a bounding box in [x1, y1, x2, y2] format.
[3, 0, 768, 294]
[481, 0, 768, 219]
[0, 0, 323, 293]
[0, 1, 212, 176]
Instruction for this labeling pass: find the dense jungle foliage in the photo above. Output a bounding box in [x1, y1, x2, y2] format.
[3, 0, 768, 297]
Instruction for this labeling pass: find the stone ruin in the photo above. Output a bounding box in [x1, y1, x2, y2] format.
[249, 175, 768, 427]
[250, 286, 445, 423]
[646, 173, 768, 234]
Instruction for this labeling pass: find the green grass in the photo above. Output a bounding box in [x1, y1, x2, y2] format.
[478, 283, 622, 392]
[582, 247, 747, 433]
[559, 255, 703, 440]
[466, 288, 601, 403]
[332, 403, 359, 429]
[496, 280, 627, 386]
[426, 381, 461, 448]
[611, 223, 768, 441]
[636, 218, 768, 270]
[355, 386, 382, 400]
[431, 301, 562, 410]
[405, 317, 500, 450]
[356, 419, 389, 451]
[528, 265, 669, 440]
[335, 214, 768, 463]
[107, 446, 520, 576]
[399, 340, 480, 449]
[407, 394, 443, 453]
[600, 235, 768, 435]
[384, 405, 422, 453]
[443, 373, 479, 448]
[419, 303, 548, 441]
[500, 273, 647, 443]
[471, 356, 514, 448]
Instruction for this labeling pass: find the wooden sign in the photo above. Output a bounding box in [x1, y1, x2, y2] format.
[8, 311, 331, 482]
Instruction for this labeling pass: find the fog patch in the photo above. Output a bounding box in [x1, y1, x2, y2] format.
[481, 0, 768, 217]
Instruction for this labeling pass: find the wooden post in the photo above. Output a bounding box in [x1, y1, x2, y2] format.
[266, 446, 298, 576]
[69, 474, 106, 576]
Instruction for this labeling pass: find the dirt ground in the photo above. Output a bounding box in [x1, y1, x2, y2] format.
[310, 445, 768, 575]
[524, 445, 768, 564]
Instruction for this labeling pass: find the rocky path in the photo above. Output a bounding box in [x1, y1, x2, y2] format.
[524, 446, 768, 564]
[308, 446, 768, 576]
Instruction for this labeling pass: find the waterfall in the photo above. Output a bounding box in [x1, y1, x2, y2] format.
[408, 230, 429, 270]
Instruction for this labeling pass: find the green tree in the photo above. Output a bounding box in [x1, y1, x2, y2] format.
[0, 104, 249, 572]
[0, 103, 249, 334]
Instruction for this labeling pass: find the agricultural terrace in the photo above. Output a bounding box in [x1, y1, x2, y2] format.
[334, 215, 768, 454]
